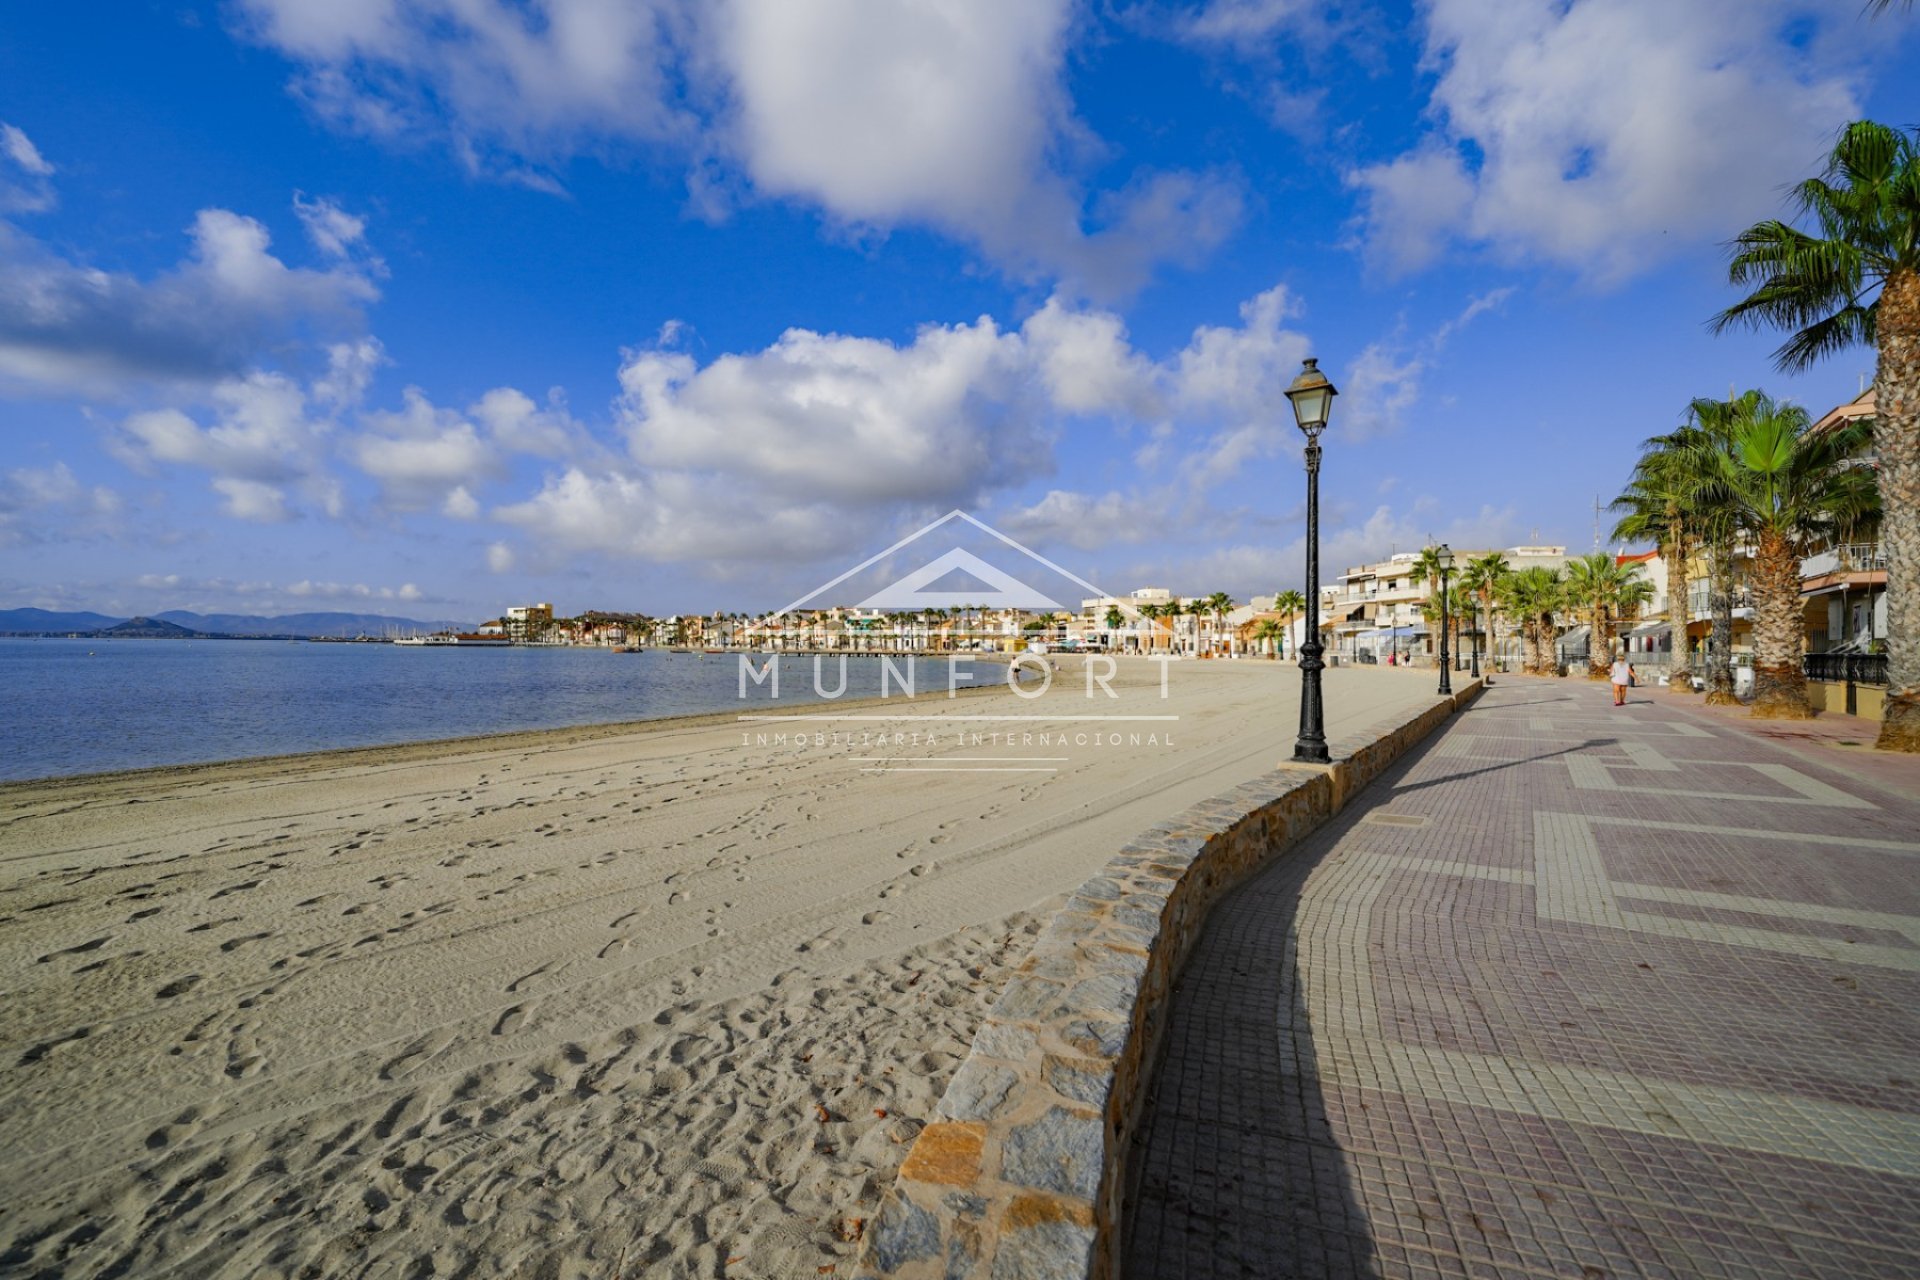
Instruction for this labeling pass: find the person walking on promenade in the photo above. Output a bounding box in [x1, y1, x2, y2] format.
[1610, 652, 1632, 706]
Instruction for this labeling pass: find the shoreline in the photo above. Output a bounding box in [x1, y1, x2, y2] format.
[0, 653, 1042, 795]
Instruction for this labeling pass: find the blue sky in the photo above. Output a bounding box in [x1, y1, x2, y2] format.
[2, 0, 1914, 621]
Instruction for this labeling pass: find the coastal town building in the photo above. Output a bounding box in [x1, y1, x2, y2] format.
[1321, 546, 1573, 667]
[504, 603, 553, 644]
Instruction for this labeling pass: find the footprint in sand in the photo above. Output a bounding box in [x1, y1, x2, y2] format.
[127, 907, 163, 922]
[507, 963, 554, 993]
[862, 910, 892, 926]
[225, 1024, 266, 1078]
[37, 936, 110, 964]
[209, 879, 262, 900]
[145, 1105, 203, 1150]
[18, 1025, 92, 1065]
[156, 973, 203, 999]
[492, 1004, 530, 1036]
[379, 1030, 454, 1081]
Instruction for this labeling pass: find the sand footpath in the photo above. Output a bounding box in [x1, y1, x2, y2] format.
[0, 659, 1434, 1278]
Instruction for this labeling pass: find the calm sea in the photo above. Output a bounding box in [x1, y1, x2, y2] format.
[0, 639, 1005, 782]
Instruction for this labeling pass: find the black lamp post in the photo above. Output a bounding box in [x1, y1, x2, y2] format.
[1287, 358, 1337, 764]
[1435, 544, 1455, 696]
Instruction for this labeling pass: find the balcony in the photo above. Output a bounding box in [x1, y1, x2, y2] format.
[1687, 587, 1753, 619]
[1800, 543, 1888, 576]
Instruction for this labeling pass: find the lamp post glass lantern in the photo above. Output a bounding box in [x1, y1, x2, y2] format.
[1434, 544, 1454, 697]
[1287, 359, 1337, 764]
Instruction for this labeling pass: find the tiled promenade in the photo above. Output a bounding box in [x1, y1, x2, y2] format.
[1124, 679, 1920, 1279]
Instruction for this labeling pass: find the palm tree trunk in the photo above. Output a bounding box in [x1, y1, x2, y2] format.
[1749, 528, 1812, 718]
[1587, 600, 1610, 679]
[1705, 533, 1738, 705]
[1876, 267, 1920, 750]
[1668, 525, 1696, 695]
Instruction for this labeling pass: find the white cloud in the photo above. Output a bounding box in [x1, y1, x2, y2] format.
[1177, 0, 1320, 46]
[212, 475, 292, 522]
[1347, 0, 1863, 281]
[235, 0, 1240, 293]
[1021, 296, 1161, 418]
[349, 388, 501, 513]
[1169, 284, 1312, 486]
[0, 122, 56, 214]
[492, 281, 1332, 566]
[486, 540, 516, 573]
[0, 462, 122, 547]
[120, 372, 322, 485]
[0, 202, 378, 395]
[285, 579, 426, 602]
[292, 192, 370, 259]
[616, 317, 1050, 508]
[470, 385, 588, 458]
[999, 489, 1161, 551]
[313, 336, 387, 409]
[1336, 342, 1423, 438]
[717, 0, 1242, 291]
[1142, 501, 1524, 599]
[1, 124, 53, 177]
[442, 485, 480, 519]
[236, 0, 692, 183]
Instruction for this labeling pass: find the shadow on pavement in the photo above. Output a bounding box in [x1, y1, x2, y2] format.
[1122, 727, 1464, 1277]
[1387, 739, 1609, 795]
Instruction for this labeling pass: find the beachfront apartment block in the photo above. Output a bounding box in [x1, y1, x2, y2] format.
[1323, 546, 1571, 666]
[504, 603, 553, 643]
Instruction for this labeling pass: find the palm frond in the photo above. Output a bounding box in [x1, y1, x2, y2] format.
[1772, 304, 1876, 371]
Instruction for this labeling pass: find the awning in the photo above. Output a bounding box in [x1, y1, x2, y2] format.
[1628, 621, 1670, 638]
[1801, 582, 1875, 599]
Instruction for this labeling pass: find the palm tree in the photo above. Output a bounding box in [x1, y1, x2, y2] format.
[1458, 553, 1509, 675]
[1613, 427, 1704, 694]
[1206, 592, 1234, 654]
[1103, 603, 1125, 647]
[1564, 552, 1641, 679]
[1712, 119, 1918, 745]
[1410, 546, 1447, 664]
[1250, 617, 1283, 658]
[1679, 395, 1879, 717]
[1273, 589, 1306, 659]
[1502, 567, 1566, 675]
[1447, 582, 1476, 671]
[1677, 394, 1764, 704]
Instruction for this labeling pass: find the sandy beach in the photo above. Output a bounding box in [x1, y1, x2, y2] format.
[0, 658, 1433, 1278]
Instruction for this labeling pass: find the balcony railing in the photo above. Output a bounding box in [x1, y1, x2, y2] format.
[1688, 587, 1754, 617]
[1801, 543, 1888, 576]
[1804, 652, 1889, 685]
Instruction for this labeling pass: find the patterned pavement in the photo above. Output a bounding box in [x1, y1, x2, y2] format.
[1124, 679, 1920, 1279]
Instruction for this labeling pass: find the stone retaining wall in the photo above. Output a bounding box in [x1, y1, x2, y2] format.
[857, 681, 1483, 1280]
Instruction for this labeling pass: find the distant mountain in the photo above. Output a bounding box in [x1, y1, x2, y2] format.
[0, 607, 125, 634]
[98, 616, 204, 639]
[153, 611, 477, 638]
[0, 607, 477, 638]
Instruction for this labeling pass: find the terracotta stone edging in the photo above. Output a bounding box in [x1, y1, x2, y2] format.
[856, 680, 1484, 1280]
